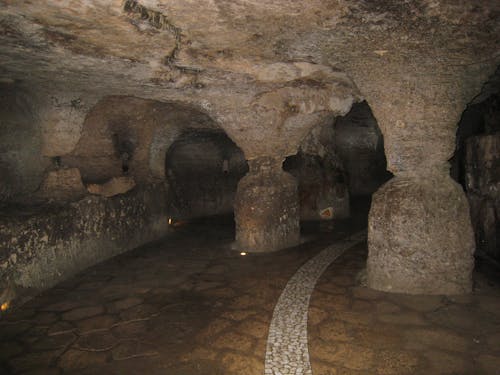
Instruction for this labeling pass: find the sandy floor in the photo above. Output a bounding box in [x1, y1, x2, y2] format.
[0, 214, 499, 374]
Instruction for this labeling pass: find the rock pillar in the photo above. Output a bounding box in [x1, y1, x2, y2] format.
[367, 173, 474, 294]
[234, 157, 300, 252]
[213, 62, 360, 252]
[366, 89, 475, 295]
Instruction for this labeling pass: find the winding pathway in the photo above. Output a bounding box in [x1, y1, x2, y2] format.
[264, 230, 366, 375]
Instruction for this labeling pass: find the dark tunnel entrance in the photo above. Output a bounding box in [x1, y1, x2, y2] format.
[165, 129, 249, 221]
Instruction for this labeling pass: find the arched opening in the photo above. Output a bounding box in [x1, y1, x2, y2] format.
[165, 129, 248, 220]
[283, 101, 391, 226]
[333, 101, 392, 199]
[66, 94, 250, 224]
[0, 94, 252, 304]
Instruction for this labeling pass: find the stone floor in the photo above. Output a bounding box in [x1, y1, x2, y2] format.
[0, 215, 499, 374]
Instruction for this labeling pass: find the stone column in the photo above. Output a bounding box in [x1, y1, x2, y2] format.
[368, 173, 474, 295]
[366, 100, 475, 294]
[210, 62, 360, 252]
[234, 157, 300, 252]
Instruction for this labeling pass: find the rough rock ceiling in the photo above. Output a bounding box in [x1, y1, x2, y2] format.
[0, 0, 499, 158]
[1, 1, 498, 85]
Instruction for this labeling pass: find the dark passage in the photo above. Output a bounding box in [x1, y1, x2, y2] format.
[165, 130, 248, 220]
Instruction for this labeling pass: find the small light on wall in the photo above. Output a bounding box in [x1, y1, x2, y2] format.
[240, 252, 247, 256]
[1, 301, 9, 312]
[168, 218, 173, 225]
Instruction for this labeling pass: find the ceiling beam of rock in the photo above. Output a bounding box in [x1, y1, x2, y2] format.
[0, 1, 498, 160]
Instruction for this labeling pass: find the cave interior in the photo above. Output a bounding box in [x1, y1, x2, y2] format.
[0, 1, 499, 374]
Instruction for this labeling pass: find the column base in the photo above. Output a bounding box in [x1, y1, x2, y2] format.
[367, 175, 475, 295]
[234, 167, 300, 253]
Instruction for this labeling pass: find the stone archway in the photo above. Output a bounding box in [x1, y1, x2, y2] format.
[282, 101, 392, 223]
[282, 119, 350, 223]
[164, 129, 248, 220]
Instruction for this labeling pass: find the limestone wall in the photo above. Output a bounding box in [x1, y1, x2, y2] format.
[0, 85, 49, 203]
[0, 184, 168, 305]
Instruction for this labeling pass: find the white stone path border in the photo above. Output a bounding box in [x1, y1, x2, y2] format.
[264, 230, 366, 375]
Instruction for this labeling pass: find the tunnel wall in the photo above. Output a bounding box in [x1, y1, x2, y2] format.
[0, 184, 168, 304]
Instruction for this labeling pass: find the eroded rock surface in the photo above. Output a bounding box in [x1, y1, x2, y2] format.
[3, 1, 496, 166]
[0, 184, 168, 302]
[36, 168, 87, 203]
[368, 175, 475, 294]
[234, 157, 300, 252]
